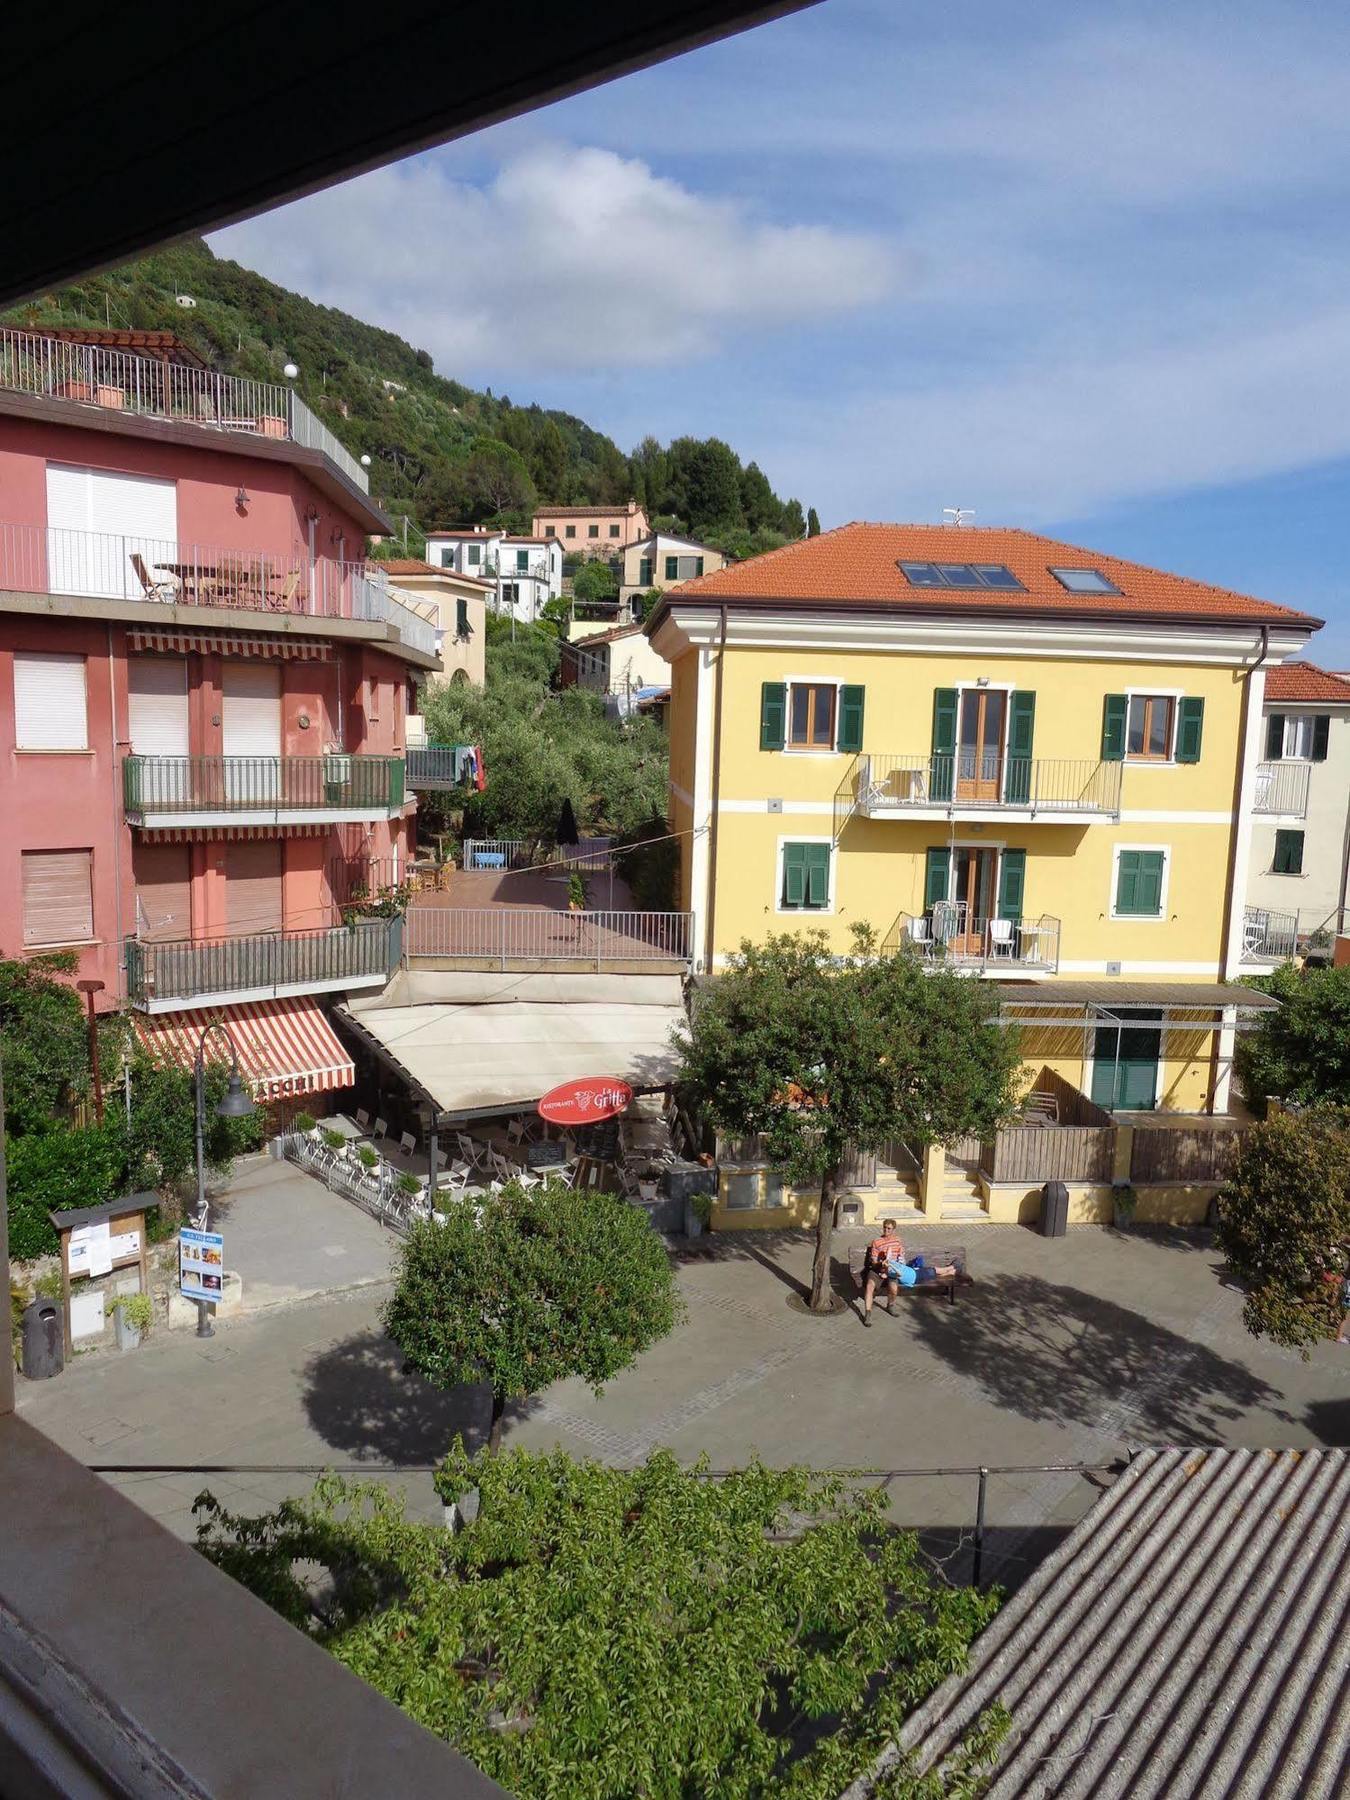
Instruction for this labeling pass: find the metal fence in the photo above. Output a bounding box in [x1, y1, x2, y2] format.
[1242, 906, 1299, 961]
[281, 1131, 426, 1236]
[0, 326, 368, 492]
[1252, 761, 1311, 816]
[406, 746, 470, 788]
[1130, 1126, 1246, 1186]
[126, 920, 397, 1005]
[855, 752, 1122, 817]
[462, 839, 532, 871]
[887, 910, 1061, 973]
[404, 907, 692, 967]
[559, 836, 615, 870]
[123, 754, 404, 817]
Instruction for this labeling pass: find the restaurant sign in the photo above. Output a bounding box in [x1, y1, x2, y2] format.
[537, 1077, 633, 1127]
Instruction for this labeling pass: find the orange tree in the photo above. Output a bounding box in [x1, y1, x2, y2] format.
[677, 927, 1023, 1311]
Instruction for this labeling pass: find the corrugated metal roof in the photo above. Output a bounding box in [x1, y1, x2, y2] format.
[846, 1447, 1350, 1799]
[999, 980, 1280, 1011]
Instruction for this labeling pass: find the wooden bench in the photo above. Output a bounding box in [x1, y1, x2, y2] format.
[847, 1243, 972, 1306]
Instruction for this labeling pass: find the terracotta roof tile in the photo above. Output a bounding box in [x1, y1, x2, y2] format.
[656, 522, 1321, 628]
[377, 558, 494, 587]
[1265, 661, 1350, 702]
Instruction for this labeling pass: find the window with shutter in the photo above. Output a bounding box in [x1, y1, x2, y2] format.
[930, 688, 957, 800]
[1273, 829, 1304, 875]
[837, 685, 865, 753]
[1114, 849, 1166, 917]
[456, 598, 469, 637]
[13, 652, 88, 749]
[1176, 696, 1204, 764]
[128, 656, 189, 756]
[1126, 694, 1175, 759]
[639, 557, 653, 587]
[924, 848, 950, 910]
[665, 555, 678, 581]
[997, 849, 1026, 921]
[1265, 713, 1285, 760]
[780, 842, 831, 910]
[759, 682, 786, 751]
[22, 849, 94, 945]
[1006, 691, 1035, 802]
[1101, 694, 1128, 761]
[133, 840, 191, 941]
[1312, 715, 1330, 762]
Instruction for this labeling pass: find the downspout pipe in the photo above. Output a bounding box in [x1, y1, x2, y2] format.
[1211, 623, 1270, 1104]
[703, 604, 729, 974]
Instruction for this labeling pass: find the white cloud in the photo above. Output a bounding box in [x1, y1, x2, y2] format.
[209, 145, 897, 374]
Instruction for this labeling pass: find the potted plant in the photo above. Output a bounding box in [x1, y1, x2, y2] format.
[95, 382, 125, 409]
[637, 1166, 660, 1204]
[685, 1188, 713, 1238]
[113, 1292, 153, 1351]
[1111, 1181, 1138, 1230]
[397, 1172, 423, 1202]
[357, 1145, 381, 1173]
[567, 872, 587, 912]
[294, 1110, 317, 1136]
[321, 1127, 345, 1152]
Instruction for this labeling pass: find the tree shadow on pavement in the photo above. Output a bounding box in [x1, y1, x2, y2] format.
[1305, 1396, 1350, 1448]
[907, 1272, 1293, 1442]
[301, 1328, 536, 1464]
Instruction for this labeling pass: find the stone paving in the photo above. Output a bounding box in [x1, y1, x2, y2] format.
[15, 1217, 1349, 1590]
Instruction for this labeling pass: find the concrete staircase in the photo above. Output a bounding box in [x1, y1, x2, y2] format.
[937, 1163, 990, 1223]
[872, 1165, 924, 1221]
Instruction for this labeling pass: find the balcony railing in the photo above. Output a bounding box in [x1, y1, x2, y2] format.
[123, 754, 405, 820]
[1242, 906, 1298, 963]
[126, 919, 398, 1008]
[0, 326, 368, 492]
[1252, 761, 1311, 816]
[404, 906, 691, 968]
[885, 908, 1062, 973]
[853, 752, 1121, 817]
[406, 745, 472, 789]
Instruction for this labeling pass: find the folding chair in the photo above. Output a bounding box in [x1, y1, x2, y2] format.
[355, 1109, 372, 1133]
[373, 1116, 388, 1142]
[399, 1130, 418, 1158]
[457, 1131, 490, 1171]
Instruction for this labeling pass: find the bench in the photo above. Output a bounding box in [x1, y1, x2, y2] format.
[847, 1243, 972, 1306]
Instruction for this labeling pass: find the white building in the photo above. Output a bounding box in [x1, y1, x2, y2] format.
[423, 528, 563, 623]
[1243, 661, 1350, 962]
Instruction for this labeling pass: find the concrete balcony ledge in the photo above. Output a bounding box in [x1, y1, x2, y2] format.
[0, 1415, 503, 1798]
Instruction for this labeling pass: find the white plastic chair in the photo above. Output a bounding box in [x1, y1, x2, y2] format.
[373, 1116, 388, 1143]
[988, 919, 1014, 958]
[399, 1130, 417, 1157]
[906, 917, 932, 957]
[355, 1109, 372, 1133]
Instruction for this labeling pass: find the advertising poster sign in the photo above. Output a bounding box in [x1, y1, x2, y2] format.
[537, 1077, 634, 1127]
[180, 1227, 225, 1304]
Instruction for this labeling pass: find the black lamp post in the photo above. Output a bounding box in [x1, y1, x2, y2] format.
[192, 1021, 256, 1339]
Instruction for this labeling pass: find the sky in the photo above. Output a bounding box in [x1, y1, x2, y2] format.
[210, 0, 1350, 660]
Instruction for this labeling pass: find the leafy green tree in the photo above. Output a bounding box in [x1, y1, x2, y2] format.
[196, 1448, 1006, 1799]
[740, 460, 782, 533]
[807, 507, 822, 537]
[1216, 1107, 1350, 1353]
[681, 437, 744, 534]
[4, 1124, 128, 1259]
[383, 1182, 680, 1451]
[1235, 963, 1350, 1112]
[782, 498, 807, 538]
[0, 953, 118, 1135]
[530, 417, 569, 499]
[678, 928, 1023, 1311]
[456, 438, 537, 523]
[572, 558, 619, 603]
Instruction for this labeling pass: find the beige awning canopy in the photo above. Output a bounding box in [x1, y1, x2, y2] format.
[337, 970, 685, 1123]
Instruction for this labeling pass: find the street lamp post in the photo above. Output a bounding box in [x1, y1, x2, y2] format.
[192, 1021, 256, 1340]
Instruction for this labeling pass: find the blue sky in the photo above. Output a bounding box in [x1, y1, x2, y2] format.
[212, 0, 1350, 659]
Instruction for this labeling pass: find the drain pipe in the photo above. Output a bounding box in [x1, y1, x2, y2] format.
[703, 605, 729, 974]
[107, 623, 127, 1002]
[1212, 623, 1270, 1104]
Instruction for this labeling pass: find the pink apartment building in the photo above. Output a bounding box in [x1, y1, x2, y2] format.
[530, 499, 649, 557]
[0, 327, 439, 1097]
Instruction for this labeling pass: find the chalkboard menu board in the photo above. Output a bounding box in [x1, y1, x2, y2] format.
[576, 1118, 621, 1163]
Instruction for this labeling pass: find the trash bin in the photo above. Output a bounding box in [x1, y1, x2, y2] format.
[20, 1299, 63, 1380]
[1041, 1180, 1069, 1238]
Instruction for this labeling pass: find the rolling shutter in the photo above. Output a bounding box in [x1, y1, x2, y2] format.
[46, 464, 177, 598]
[837, 685, 865, 753]
[1006, 691, 1035, 803]
[760, 682, 786, 751]
[931, 688, 957, 801]
[924, 848, 950, 909]
[1312, 715, 1330, 762]
[13, 652, 88, 749]
[22, 850, 93, 945]
[1265, 713, 1284, 760]
[1176, 696, 1205, 764]
[997, 849, 1026, 921]
[133, 840, 192, 942]
[222, 662, 282, 756]
[128, 656, 189, 755]
[1101, 694, 1128, 761]
[225, 840, 283, 935]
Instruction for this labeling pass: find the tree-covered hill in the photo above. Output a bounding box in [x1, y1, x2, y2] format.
[7, 238, 807, 552]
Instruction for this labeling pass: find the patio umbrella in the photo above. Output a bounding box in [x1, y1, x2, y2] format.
[556, 797, 580, 845]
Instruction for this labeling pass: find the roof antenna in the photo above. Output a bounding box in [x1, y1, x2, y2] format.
[942, 506, 975, 527]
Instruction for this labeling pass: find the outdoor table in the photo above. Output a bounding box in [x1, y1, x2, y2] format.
[325, 1114, 367, 1142]
[156, 560, 278, 608]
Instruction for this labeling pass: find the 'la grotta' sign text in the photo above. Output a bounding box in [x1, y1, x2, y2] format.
[537, 1078, 634, 1127]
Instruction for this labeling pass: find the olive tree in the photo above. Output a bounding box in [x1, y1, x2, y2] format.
[677, 927, 1024, 1311]
[1235, 963, 1350, 1113]
[383, 1180, 680, 1451]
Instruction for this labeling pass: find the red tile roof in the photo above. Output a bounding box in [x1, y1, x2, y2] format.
[654, 523, 1321, 628]
[1265, 662, 1350, 703]
[378, 558, 494, 587]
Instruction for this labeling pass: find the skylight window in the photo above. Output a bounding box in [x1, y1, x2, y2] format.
[898, 561, 1026, 591]
[1050, 566, 1121, 595]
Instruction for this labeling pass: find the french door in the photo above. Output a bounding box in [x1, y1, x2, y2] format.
[1090, 1011, 1162, 1111]
[941, 847, 998, 954]
[956, 689, 1006, 801]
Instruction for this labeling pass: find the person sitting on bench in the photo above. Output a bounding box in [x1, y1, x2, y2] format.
[862, 1219, 906, 1326]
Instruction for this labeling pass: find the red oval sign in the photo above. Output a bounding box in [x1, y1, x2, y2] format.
[537, 1077, 634, 1127]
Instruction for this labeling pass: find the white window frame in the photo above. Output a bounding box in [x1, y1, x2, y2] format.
[1280, 713, 1317, 761]
[1123, 687, 1185, 766]
[782, 673, 848, 756]
[774, 834, 836, 916]
[13, 651, 90, 751]
[1109, 842, 1172, 922]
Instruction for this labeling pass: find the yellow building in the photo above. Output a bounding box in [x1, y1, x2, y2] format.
[648, 524, 1321, 1145]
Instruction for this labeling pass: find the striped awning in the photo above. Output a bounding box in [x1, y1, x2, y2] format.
[138, 823, 332, 842]
[128, 628, 331, 660]
[133, 996, 355, 1098]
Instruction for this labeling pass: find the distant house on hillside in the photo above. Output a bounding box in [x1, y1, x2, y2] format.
[620, 530, 727, 602]
[423, 526, 563, 624]
[559, 621, 670, 715]
[377, 559, 489, 686]
[531, 500, 649, 558]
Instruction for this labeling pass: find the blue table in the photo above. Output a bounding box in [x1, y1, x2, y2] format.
[471, 851, 507, 870]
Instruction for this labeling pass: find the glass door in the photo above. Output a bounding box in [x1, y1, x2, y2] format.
[956, 689, 1006, 801]
[1090, 1009, 1163, 1111]
[950, 847, 998, 955]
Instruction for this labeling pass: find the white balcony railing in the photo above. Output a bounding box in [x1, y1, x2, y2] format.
[0, 326, 369, 492]
[0, 522, 436, 656]
[885, 908, 1062, 973]
[855, 752, 1121, 817]
[1252, 761, 1311, 817]
[1242, 906, 1299, 963]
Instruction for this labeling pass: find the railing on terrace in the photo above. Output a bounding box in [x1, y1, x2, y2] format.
[851, 752, 1122, 818]
[0, 326, 369, 492]
[406, 745, 472, 789]
[1252, 761, 1311, 816]
[123, 754, 405, 818]
[328, 857, 405, 908]
[885, 909, 1061, 973]
[1242, 905, 1299, 962]
[0, 523, 437, 655]
[126, 919, 397, 1006]
[462, 838, 532, 871]
[403, 907, 692, 968]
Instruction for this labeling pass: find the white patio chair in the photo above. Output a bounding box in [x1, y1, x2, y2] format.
[456, 1132, 491, 1172]
[399, 1130, 417, 1158]
[988, 918, 1015, 958]
[355, 1109, 371, 1133]
[906, 916, 932, 956]
[372, 1116, 388, 1142]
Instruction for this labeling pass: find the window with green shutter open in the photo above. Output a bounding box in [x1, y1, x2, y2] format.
[1273, 829, 1304, 875]
[1114, 849, 1166, 917]
[780, 842, 831, 910]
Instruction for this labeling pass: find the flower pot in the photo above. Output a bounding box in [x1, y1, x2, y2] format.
[113, 1308, 143, 1352]
[638, 1180, 658, 1203]
[256, 413, 287, 438]
[58, 379, 94, 403]
[95, 384, 125, 409]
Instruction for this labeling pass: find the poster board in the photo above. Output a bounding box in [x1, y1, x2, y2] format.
[49, 1195, 154, 1358]
[179, 1227, 225, 1304]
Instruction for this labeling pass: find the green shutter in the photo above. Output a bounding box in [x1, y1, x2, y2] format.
[664, 555, 678, 580]
[1274, 829, 1304, 875]
[931, 688, 957, 801]
[695, 557, 704, 577]
[837, 684, 865, 753]
[924, 848, 950, 910]
[1115, 849, 1140, 914]
[456, 597, 469, 635]
[639, 557, 652, 587]
[1176, 696, 1204, 763]
[1312, 715, 1330, 762]
[1102, 694, 1128, 761]
[1006, 691, 1035, 803]
[997, 849, 1026, 921]
[805, 844, 831, 908]
[1266, 713, 1285, 760]
[1137, 852, 1164, 915]
[760, 682, 786, 751]
[1117, 849, 1164, 916]
[782, 844, 806, 907]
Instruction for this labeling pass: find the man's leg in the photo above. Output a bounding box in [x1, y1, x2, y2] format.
[863, 1272, 878, 1324]
[886, 1277, 900, 1316]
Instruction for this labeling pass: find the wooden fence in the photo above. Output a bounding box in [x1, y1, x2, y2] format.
[1033, 1066, 1113, 1127]
[981, 1125, 1116, 1184]
[1129, 1127, 1245, 1186]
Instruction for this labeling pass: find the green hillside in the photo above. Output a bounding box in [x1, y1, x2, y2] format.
[7, 238, 807, 554]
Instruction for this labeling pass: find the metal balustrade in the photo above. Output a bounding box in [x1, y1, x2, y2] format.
[0, 326, 368, 491]
[853, 752, 1121, 817]
[1252, 761, 1311, 816]
[462, 839, 532, 871]
[1241, 906, 1299, 962]
[404, 906, 692, 967]
[884, 909, 1061, 973]
[126, 919, 397, 1007]
[406, 745, 471, 788]
[123, 754, 405, 819]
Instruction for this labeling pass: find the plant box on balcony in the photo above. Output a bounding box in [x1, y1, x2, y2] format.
[57, 379, 94, 402]
[256, 413, 287, 438]
[95, 384, 125, 409]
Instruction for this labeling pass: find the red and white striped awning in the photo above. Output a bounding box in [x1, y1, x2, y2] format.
[132, 996, 355, 1099]
[128, 628, 330, 660]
